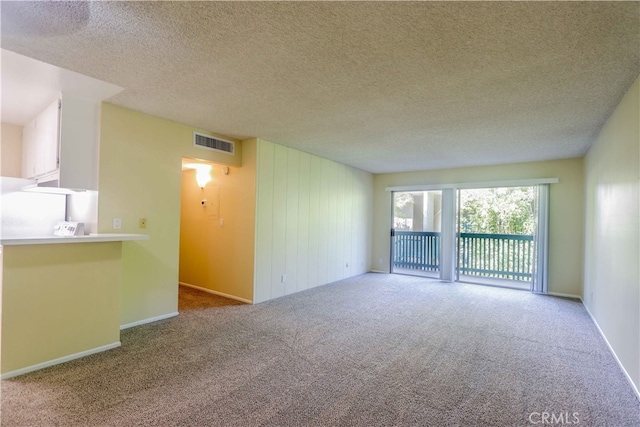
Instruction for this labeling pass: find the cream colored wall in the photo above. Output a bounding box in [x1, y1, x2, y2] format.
[254, 139, 373, 303]
[1, 243, 121, 374]
[1, 122, 23, 178]
[373, 158, 584, 296]
[584, 76, 639, 390]
[179, 139, 256, 302]
[98, 104, 243, 326]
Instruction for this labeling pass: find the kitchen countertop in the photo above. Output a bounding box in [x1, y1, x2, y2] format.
[0, 233, 148, 246]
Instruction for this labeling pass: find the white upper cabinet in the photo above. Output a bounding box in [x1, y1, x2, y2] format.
[4, 50, 123, 190]
[21, 119, 38, 179]
[22, 99, 60, 179]
[58, 95, 101, 191]
[21, 94, 101, 191]
[40, 100, 60, 175]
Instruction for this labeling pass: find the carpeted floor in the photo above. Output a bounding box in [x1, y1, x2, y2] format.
[2, 274, 639, 426]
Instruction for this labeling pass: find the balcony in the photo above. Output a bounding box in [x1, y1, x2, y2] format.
[393, 231, 534, 289]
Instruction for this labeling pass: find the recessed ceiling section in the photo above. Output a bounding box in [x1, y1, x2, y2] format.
[2, 1, 638, 173]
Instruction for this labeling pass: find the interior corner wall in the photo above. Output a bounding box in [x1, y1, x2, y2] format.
[372, 158, 585, 296]
[179, 139, 256, 302]
[98, 103, 244, 326]
[253, 139, 373, 304]
[583, 76, 640, 391]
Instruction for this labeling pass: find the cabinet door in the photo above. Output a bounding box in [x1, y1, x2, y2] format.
[58, 95, 100, 190]
[37, 99, 60, 176]
[21, 118, 38, 179]
[21, 99, 60, 178]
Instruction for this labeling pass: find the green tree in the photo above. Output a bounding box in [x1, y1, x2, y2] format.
[459, 187, 536, 235]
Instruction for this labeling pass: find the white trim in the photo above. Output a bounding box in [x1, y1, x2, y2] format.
[385, 178, 559, 192]
[1, 342, 121, 380]
[370, 270, 389, 274]
[582, 302, 640, 402]
[120, 312, 178, 330]
[547, 291, 582, 300]
[179, 282, 253, 304]
[387, 184, 458, 192]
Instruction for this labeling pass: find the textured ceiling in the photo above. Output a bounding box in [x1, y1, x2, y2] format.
[2, 1, 639, 174]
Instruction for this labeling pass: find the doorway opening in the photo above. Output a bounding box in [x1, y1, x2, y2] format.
[178, 157, 253, 305]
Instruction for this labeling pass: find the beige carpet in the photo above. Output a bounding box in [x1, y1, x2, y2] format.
[2, 274, 639, 426]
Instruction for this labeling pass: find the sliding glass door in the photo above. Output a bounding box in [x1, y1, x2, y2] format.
[391, 190, 443, 278]
[390, 184, 549, 293]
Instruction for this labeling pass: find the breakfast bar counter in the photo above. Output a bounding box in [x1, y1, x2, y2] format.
[0, 233, 147, 246]
[1, 234, 147, 378]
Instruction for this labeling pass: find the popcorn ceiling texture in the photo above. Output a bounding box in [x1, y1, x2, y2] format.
[1, 1, 638, 173]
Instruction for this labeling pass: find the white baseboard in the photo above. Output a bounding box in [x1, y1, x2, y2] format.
[120, 312, 179, 330]
[1, 342, 121, 380]
[547, 291, 582, 300]
[179, 282, 252, 304]
[582, 302, 640, 402]
[369, 270, 389, 274]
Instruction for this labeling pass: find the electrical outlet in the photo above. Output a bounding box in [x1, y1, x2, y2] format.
[281, 274, 287, 283]
[139, 218, 147, 229]
[112, 218, 122, 229]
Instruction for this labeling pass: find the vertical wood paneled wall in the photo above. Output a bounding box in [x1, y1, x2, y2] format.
[254, 139, 373, 303]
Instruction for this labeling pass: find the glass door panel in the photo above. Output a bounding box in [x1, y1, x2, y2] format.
[391, 190, 442, 278]
[456, 186, 537, 290]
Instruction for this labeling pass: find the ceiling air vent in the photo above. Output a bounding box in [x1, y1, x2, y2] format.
[193, 132, 234, 155]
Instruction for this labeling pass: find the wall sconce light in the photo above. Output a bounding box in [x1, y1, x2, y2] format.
[185, 163, 212, 188]
[195, 166, 212, 188]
